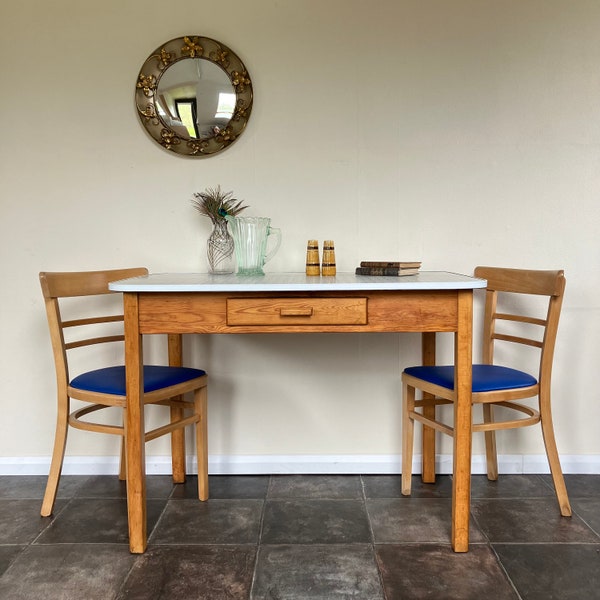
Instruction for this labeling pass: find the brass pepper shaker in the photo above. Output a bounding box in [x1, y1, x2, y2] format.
[321, 240, 336, 276]
[306, 240, 321, 276]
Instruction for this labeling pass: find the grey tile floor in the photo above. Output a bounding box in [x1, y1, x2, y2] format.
[0, 473, 599, 599]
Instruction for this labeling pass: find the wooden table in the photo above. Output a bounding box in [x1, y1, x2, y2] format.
[109, 271, 486, 553]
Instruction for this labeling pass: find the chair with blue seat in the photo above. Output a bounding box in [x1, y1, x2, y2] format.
[401, 266, 571, 516]
[39, 267, 209, 518]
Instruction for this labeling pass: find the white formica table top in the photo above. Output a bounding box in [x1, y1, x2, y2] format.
[108, 271, 487, 293]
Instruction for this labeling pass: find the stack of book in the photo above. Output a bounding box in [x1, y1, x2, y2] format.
[355, 261, 422, 276]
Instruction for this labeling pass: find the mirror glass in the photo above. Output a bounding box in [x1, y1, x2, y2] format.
[135, 36, 253, 157]
[157, 59, 235, 140]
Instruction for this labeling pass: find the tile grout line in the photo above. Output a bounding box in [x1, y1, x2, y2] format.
[247, 475, 271, 599]
[360, 475, 389, 600]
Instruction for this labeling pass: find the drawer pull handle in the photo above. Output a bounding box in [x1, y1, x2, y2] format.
[280, 307, 314, 317]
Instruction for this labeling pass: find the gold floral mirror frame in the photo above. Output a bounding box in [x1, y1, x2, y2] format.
[135, 36, 253, 157]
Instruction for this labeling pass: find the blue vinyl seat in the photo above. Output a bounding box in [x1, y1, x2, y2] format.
[70, 365, 206, 395]
[403, 364, 538, 393]
[401, 266, 571, 518]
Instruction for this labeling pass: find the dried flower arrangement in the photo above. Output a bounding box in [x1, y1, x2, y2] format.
[191, 185, 248, 224]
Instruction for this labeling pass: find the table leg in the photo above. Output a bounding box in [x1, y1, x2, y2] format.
[168, 334, 186, 484]
[451, 290, 473, 552]
[124, 293, 147, 554]
[421, 332, 437, 483]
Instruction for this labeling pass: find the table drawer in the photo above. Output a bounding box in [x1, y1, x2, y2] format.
[226, 297, 367, 326]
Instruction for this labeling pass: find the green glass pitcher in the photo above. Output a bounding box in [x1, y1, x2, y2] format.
[225, 215, 282, 275]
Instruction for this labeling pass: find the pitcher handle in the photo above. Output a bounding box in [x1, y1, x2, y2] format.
[264, 226, 282, 265]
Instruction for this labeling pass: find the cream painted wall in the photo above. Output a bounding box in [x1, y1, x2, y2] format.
[1, 0, 599, 472]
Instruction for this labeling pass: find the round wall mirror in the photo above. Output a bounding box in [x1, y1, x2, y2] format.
[135, 36, 253, 157]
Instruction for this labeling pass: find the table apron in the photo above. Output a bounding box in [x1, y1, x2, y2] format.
[135, 290, 460, 334]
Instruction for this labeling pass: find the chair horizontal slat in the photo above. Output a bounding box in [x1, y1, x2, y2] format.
[65, 335, 124, 350]
[495, 313, 546, 327]
[63, 315, 124, 328]
[492, 333, 543, 348]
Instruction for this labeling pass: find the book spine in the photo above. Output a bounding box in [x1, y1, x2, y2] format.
[360, 262, 402, 268]
[359, 261, 421, 268]
[356, 267, 402, 276]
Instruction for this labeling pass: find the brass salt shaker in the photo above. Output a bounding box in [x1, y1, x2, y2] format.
[321, 240, 336, 276]
[306, 240, 320, 276]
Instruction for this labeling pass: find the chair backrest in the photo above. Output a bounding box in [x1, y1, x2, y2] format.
[474, 266, 566, 385]
[39, 268, 148, 389]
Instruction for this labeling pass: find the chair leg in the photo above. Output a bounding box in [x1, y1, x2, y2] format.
[421, 401, 437, 483]
[401, 382, 415, 496]
[421, 332, 437, 483]
[41, 396, 69, 517]
[118, 435, 127, 481]
[482, 404, 498, 481]
[195, 385, 209, 501]
[168, 334, 186, 484]
[539, 392, 571, 516]
[170, 400, 186, 484]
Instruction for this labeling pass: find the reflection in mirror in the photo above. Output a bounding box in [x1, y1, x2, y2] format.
[135, 36, 253, 157]
[157, 59, 235, 140]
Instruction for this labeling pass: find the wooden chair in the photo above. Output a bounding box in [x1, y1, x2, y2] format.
[39, 267, 209, 517]
[401, 266, 571, 516]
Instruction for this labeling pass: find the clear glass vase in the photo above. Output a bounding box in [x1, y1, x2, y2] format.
[207, 219, 235, 274]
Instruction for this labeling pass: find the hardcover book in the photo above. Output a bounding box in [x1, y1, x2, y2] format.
[359, 261, 421, 269]
[355, 266, 420, 276]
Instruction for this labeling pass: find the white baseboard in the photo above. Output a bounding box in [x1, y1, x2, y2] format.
[1, 454, 599, 475]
